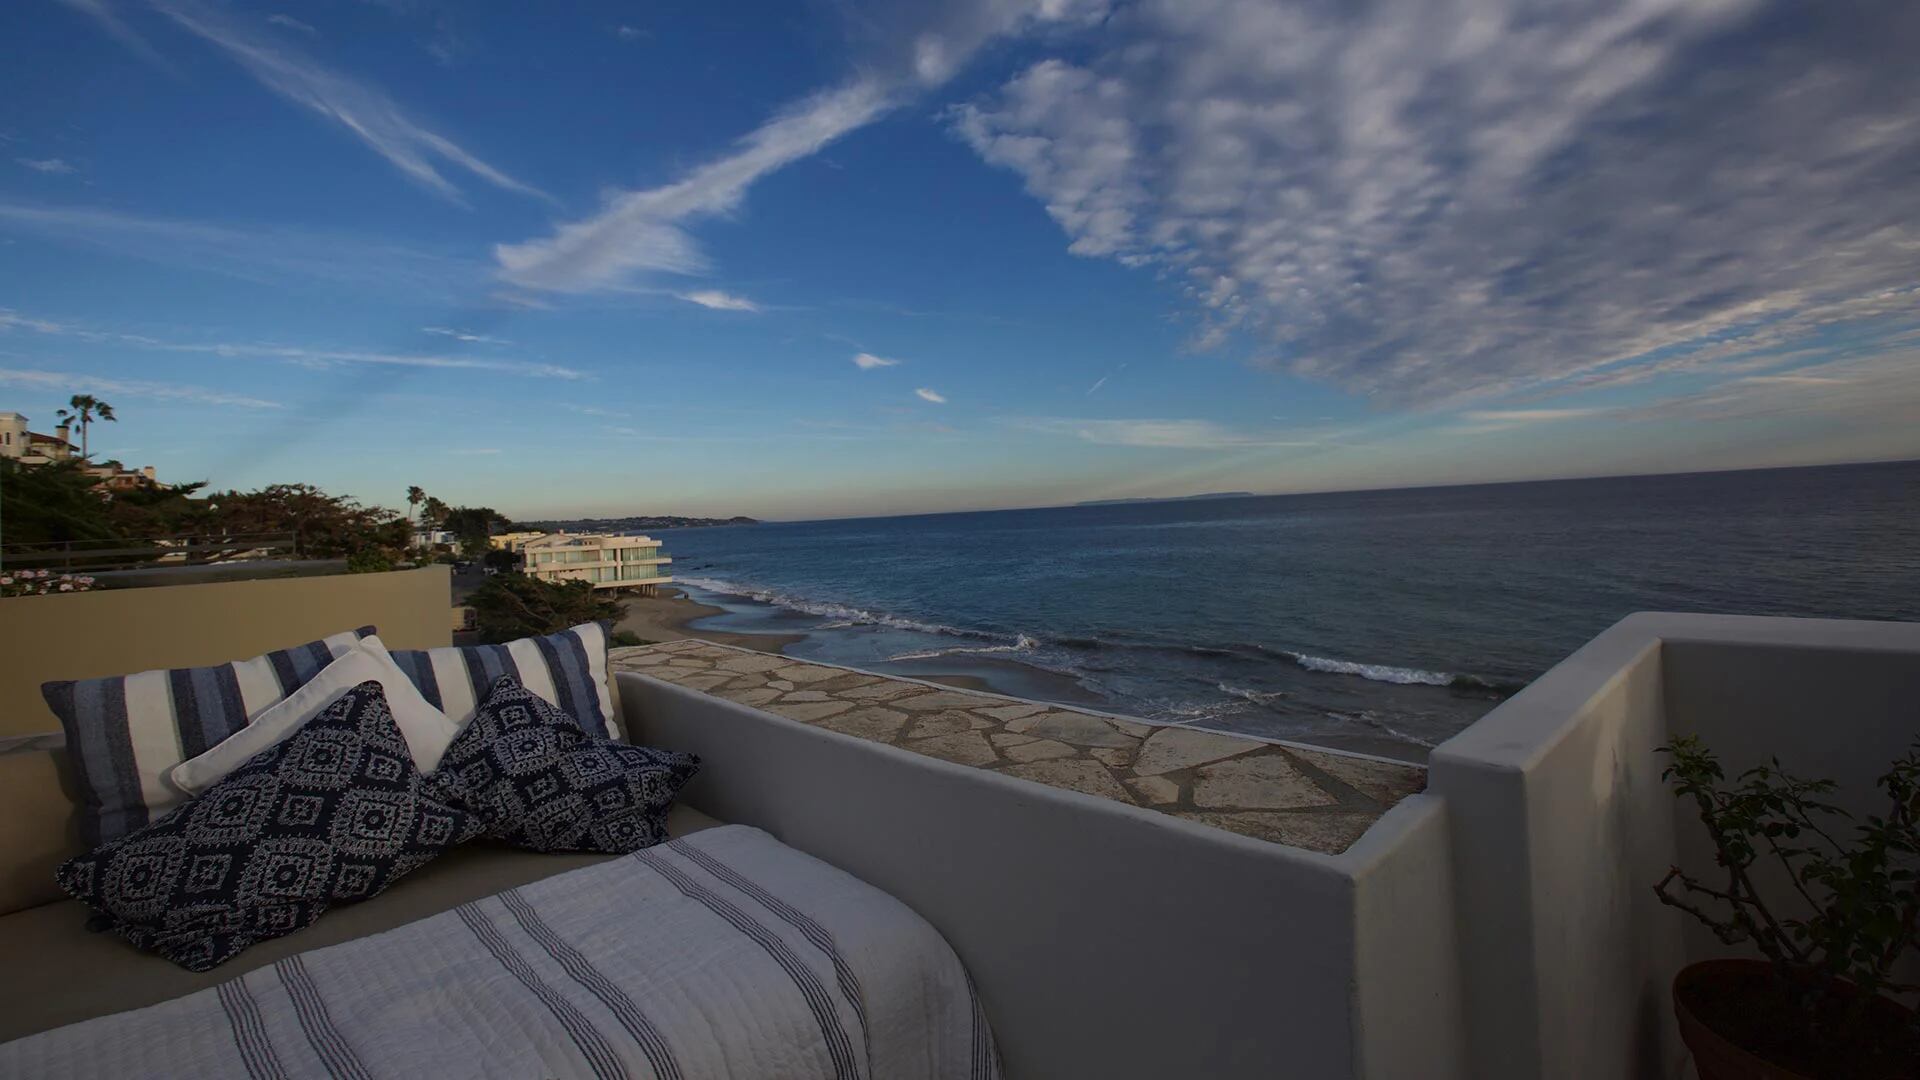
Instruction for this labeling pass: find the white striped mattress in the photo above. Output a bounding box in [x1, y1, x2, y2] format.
[1, 826, 1000, 1080]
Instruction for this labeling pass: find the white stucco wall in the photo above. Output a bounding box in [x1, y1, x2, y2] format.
[1431, 612, 1920, 1080]
[621, 613, 1916, 1079]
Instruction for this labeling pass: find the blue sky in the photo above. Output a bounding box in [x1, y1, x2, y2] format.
[2, 0, 1916, 521]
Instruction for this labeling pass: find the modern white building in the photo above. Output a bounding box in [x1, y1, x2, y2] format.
[522, 532, 673, 593]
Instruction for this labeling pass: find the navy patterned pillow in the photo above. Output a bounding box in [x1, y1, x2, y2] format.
[56, 681, 479, 972]
[432, 675, 698, 854]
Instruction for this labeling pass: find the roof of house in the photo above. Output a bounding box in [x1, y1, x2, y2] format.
[523, 532, 658, 549]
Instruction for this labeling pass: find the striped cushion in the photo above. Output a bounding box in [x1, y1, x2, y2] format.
[41, 627, 374, 848]
[386, 622, 618, 741]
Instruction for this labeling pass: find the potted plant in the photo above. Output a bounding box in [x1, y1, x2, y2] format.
[1655, 735, 1919, 1078]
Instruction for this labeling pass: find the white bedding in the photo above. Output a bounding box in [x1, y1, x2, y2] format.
[1, 826, 1000, 1080]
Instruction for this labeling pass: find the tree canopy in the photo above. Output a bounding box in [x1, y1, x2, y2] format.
[466, 574, 620, 645]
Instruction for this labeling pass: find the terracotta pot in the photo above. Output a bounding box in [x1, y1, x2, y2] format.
[1673, 958, 1914, 1080]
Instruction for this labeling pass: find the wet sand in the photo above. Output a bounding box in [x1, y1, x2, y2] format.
[614, 589, 802, 653]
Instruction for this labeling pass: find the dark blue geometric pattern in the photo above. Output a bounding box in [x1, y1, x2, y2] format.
[56, 681, 479, 972]
[432, 676, 698, 854]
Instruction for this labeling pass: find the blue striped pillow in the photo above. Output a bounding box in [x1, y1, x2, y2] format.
[386, 622, 618, 741]
[41, 626, 375, 848]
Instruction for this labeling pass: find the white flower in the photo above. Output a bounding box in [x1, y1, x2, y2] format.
[59, 583, 72, 592]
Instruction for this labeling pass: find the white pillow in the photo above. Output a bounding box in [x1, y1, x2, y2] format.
[170, 636, 460, 796]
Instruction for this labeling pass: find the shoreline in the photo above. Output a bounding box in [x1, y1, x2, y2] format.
[616, 588, 1002, 694]
[618, 586, 1432, 763]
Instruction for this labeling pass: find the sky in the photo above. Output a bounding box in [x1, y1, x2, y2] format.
[1, 0, 1917, 522]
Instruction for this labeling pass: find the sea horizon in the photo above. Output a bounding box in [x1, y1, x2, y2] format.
[706, 454, 1920, 528]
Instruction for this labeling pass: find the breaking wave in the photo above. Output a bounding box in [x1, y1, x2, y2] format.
[675, 575, 1516, 694]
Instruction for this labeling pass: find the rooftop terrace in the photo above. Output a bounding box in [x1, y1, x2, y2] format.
[610, 638, 1427, 853]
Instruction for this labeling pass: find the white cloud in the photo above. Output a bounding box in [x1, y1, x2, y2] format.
[1446, 407, 1606, 435]
[0, 307, 586, 379]
[0, 366, 281, 408]
[678, 290, 761, 312]
[145, 0, 546, 205]
[495, 0, 1110, 294]
[496, 80, 891, 291]
[952, 0, 1920, 405]
[422, 326, 511, 345]
[265, 13, 316, 36]
[54, 0, 172, 69]
[16, 158, 77, 175]
[915, 387, 947, 403]
[0, 201, 480, 297]
[853, 352, 901, 369]
[166, 342, 589, 380]
[1020, 417, 1318, 449]
[615, 25, 644, 41]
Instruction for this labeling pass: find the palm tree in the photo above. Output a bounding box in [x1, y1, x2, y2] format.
[55, 395, 116, 460]
[407, 486, 426, 524]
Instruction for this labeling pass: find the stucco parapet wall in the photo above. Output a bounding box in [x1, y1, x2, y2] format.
[612, 639, 1426, 853]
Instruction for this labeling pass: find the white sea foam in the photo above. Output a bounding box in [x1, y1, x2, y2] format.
[1287, 652, 1454, 686]
[1216, 682, 1287, 705]
[676, 576, 999, 641]
[887, 635, 1042, 662]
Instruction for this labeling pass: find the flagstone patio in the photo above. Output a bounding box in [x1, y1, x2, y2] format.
[611, 639, 1427, 854]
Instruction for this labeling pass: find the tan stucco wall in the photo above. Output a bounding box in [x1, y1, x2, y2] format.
[0, 566, 451, 737]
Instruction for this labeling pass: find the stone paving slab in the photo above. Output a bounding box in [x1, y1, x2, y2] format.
[611, 640, 1427, 855]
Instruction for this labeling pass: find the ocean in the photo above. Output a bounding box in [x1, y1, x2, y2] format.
[657, 460, 1920, 757]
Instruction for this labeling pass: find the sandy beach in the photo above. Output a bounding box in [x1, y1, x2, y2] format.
[613, 588, 801, 654]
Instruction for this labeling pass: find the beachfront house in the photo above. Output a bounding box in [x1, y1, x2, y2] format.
[487, 530, 548, 554]
[1, 412, 76, 466]
[523, 531, 673, 594]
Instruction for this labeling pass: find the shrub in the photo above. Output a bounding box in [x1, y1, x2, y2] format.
[1655, 735, 1919, 1058]
[0, 569, 103, 597]
[467, 573, 621, 645]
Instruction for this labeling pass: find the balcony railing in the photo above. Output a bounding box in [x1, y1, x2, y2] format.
[0, 532, 299, 572]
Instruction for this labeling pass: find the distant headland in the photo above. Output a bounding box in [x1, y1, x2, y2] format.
[522, 514, 759, 531]
[1075, 492, 1255, 507]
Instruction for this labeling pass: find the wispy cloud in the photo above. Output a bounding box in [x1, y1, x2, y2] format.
[914, 387, 948, 403]
[265, 13, 316, 36]
[953, 2, 1920, 405]
[0, 307, 586, 379]
[0, 366, 281, 408]
[54, 0, 172, 70]
[1018, 417, 1319, 450]
[141, 0, 546, 205]
[447, 447, 501, 455]
[677, 289, 761, 312]
[495, 1, 1108, 293]
[15, 158, 77, 175]
[853, 352, 901, 370]
[166, 342, 589, 380]
[0, 201, 481, 297]
[1446, 408, 1606, 435]
[614, 25, 644, 41]
[497, 80, 891, 291]
[422, 326, 511, 345]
